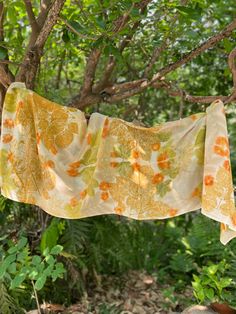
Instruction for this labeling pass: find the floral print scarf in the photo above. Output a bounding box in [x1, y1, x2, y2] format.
[0, 82, 235, 244]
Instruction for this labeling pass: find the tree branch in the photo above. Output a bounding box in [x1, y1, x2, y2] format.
[103, 18, 236, 103]
[37, 0, 53, 28]
[152, 80, 229, 104]
[24, 0, 40, 34]
[0, 3, 13, 89]
[152, 19, 236, 81]
[228, 47, 236, 89]
[79, 49, 102, 99]
[59, 17, 97, 40]
[0, 1, 14, 131]
[16, 0, 66, 88]
[71, 0, 151, 107]
[93, 0, 151, 93]
[226, 46, 236, 102]
[144, 0, 189, 78]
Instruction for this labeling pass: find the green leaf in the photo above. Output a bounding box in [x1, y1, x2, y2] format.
[50, 245, 63, 255]
[43, 265, 54, 276]
[38, 261, 45, 273]
[222, 38, 234, 53]
[16, 237, 28, 250]
[7, 6, 18, 24]
[42, 248, 50, 257]
[95, 17, 106, 29]
[7, 246, 18, 254]
[45, 255, 55, 265]
[68, 20, 89, 35]
[29, 270, 39, 280]
[205, 288, 214, 300]
[51, 263, 66, 281]
[35, 273, 47, 290]
[8, 262, 16, 274]
[219, 278, 232, 288]
[51, 269, 63, 282]
[0, 47, 7, 60]
[40, 218, 60, 254]
[0, 254, 16, 278]
[16, 250, 28, 262]
[207, 265, 218, 275]
[10, 273, 26, 289]
[176, 5, 202, 20]
[130, 7, 140, 18]
[32, 255, 42, 266]
[62, 29, 70, 43]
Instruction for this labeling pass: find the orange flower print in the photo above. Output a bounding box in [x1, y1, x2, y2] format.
[190, 114, 197, 121]
[15, 100, 24, 116]
[114, 207, 124, 215]
[7, 152, 14, 162]
[152, 173, 164, 184]
[221, 223, 227, 231]
[101, 191, 109, 201]
[110, 162, 118, 168]
[2, 134, 13, 143]
[204, 175, 214, 186]
[191, 187, 201, 198]
[69, 160, 81, 168]
[3, 119, 14, 128]
[157, 152, 170, 169]
[44, 160, 55, 168]
[36, 132, 41, 145]
[67, 168, 79, 177]
[231, 213, 236, 226]
[213, 136, 229, 157]
[70, 197, 79, 207]
[152, 142, 161, 151]
[104, 117, 109, 127]
[223, 160, 231, 172]
[132, 150, 140, 159]
[132, 162, 141, 171]
[110, 151, 118, 158]
[87, 133, 92, 145]
[102, 118, 109, 138]
[80, 189, 87, 199]
[99, 181, 111, 190]
[169, 209, 178, 217]
[50, 145, 58, 155]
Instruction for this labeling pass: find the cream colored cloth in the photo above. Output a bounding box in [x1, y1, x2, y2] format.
[0, 82, 235, 244]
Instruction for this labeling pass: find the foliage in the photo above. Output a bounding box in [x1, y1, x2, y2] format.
[0, 235, 66, 309]
[192, 261, 233, 304]
[0, 280, 21, 314]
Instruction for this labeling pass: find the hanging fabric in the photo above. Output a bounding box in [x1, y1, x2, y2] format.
[0, 82, 235, 244]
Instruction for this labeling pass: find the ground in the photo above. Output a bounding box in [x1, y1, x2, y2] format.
[28, 270, 195, 313]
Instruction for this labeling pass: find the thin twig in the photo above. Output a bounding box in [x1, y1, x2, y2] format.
[31, 280, 42, 314]
[93, 0, 151, 93]
[59, 17, 97, 40]
[144, 0, 188, 78]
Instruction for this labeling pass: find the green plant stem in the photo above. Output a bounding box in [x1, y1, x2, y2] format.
[31, 280, 41, 314]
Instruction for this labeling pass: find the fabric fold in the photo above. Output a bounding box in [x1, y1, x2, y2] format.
[0, 83, 235, 244]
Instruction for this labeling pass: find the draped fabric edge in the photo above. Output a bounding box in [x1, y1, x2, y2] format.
[0, 82, 236, 245]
